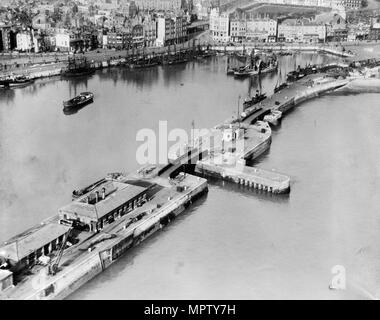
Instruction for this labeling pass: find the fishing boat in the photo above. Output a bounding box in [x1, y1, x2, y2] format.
[226, 67, 237, 75]
[274, 82, 288, 93]
[234, 57, 277, 78]
[264, 110, 282, 126]
[234, 65, 259, 78]
[63, 92, 94, 109]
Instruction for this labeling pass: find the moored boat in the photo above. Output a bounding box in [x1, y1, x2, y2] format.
[264, 110, 282, 126]
[274, 82, 288, 93]
[243, 92, 267, 110]
[0, 74, 33, 88]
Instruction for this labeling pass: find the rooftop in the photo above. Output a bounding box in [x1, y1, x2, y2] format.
[0, 269, 12, 281]
[59, 181, 147, 221]
[0, 223, 71, 262]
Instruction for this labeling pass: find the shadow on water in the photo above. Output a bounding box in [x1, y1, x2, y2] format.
[161, 63, 187, 87]
[96, 66, 160, 90]
[0, 88, 16, 103]
[63, 100, 93, 116]
[205, 175, 290, 204]
[61, 75, 91, 98]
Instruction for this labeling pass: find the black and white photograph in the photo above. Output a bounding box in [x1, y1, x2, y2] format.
[0, 0, 380, 303]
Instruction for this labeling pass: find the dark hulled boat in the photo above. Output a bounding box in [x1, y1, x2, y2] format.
[243, 92, 267, 110]
[274, 82, 288, 93]
[63, 92, 94, 109]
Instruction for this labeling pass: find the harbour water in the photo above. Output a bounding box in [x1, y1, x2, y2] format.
[1, 54, 380, 299]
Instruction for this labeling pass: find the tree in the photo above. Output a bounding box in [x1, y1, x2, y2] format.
[361, 0, 368, 7]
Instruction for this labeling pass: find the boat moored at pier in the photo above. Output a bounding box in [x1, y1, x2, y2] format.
[0, 74, 33, 88]
[264, 110, 282, 126]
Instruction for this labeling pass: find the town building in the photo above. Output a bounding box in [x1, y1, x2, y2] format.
[134, 0, 182, 11]
[58, 180, 149, 233]
[246, 17, 277, 42]
[278, 18, 326, 43]
[314, 12, 347, 41]
[194, 0, 210, 20]
[104, 31, 130, 49]
[132, 24, 144, 48]
[342, 0, 361, 9]
[142, 17, 157, 47]
[16, 31, 32, 51]
[0, 25, 17, 52]
[369, 16, 380, 40]
[55, 32, 70, 51]
[209, 7, 229, 42]
[156, 15, 187, 46]
[156, 16, 175, 46]
[32, 13, 51, 30]
[230, 19, 246, 42]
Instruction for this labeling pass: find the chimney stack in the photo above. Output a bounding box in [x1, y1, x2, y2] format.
[102, 188, 106, 200]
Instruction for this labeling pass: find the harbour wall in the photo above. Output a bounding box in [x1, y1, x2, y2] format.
[195, 161, 290, 194]
[208, 44, 353, 58]
[276, 79, 350, 114]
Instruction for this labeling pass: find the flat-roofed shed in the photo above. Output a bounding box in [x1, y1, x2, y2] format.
[0, 223, 71, 270]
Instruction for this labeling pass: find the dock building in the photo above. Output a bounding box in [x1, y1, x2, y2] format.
[59, 180, 149, 232]
[0, 223, 71, 273]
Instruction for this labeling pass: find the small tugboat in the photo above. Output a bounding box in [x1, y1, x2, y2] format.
[264, 109, 282, 126]
[63, 92, 94, 109]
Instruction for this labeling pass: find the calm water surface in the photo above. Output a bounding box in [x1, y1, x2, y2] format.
[1, 54, 380, 299]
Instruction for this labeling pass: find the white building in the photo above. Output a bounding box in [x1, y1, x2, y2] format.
[16, 32, 32, 51]
[156, 16, 175, 47]
[209, 8, 229, 43]
[278, 18, 326, 43]
[55, 33, 71, 51]
[156, 15, 187, 46]
[230, 19, 246, 42]
[246, 18, 277, 42]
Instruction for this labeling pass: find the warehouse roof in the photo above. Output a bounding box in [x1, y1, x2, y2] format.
[0, 223, 71, 262]
[59, 182, 147, 221]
